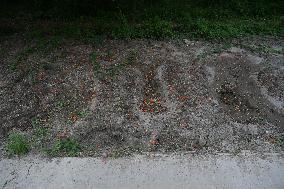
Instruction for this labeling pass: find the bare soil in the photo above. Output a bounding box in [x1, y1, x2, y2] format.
[0, 35, 283, 157]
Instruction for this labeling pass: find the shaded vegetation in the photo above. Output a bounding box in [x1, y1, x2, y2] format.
[0, 0, 283, 39]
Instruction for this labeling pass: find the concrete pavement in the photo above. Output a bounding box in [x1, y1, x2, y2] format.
[1, 153, 284, 189]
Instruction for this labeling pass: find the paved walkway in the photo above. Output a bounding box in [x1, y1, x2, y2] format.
[1, 153, 284, 189]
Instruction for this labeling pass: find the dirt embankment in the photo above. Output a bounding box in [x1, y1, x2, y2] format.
[0, 36, 283, 157]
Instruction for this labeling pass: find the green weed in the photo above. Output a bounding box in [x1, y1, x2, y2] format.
[31, 117, 40, 127]
[57, 101, 65, 109]
[143, 17, 175, 39]
[49, 138, 80, 157]
[6, 133, 29, 155]
[77, 110, 88, 118]
[111, 17, 175, 39]
[111, 24, 137, 39]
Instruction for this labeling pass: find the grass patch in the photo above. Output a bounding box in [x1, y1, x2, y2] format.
[111, 16, 175, 39]
[22, 17, 283, 41]
[177, 18, 284, 39]
[48, 138, 80, 157]
[6, 133, 29, 156]
[1, 1, 283, 40]
[143, 17, 175, 38]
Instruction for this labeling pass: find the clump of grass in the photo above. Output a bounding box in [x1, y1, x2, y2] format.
[6, 133, 29, 155]
[143, 16, 175, 39]
[111, 16, 175, 39]
[57, 100, 65, 108]
[49, 138, 80, 157]
[111, 23, 138, 39]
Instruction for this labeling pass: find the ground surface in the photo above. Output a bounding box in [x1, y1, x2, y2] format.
[0, 35, 284, 157]
[1, 153, 284, 189]
[0, 34, 284, 188]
